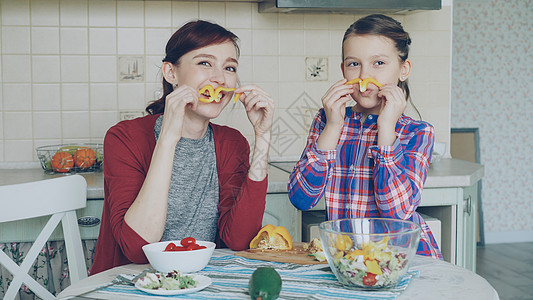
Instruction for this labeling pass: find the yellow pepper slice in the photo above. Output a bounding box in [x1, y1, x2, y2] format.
[365, 259, 383, 275]
[359, 78, 383, 92]
[344, 77, 384, 92]
[345, 77, 362, 85]
[345, 249, 365, 259]
[197, 84, 242, 103]
[335, 235, 353, 251]
[198, 85, 216, 103]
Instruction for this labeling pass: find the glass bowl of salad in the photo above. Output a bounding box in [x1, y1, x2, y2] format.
[319, 218, 421, 290]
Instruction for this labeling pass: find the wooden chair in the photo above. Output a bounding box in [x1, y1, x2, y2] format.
[0, 175, 88, 300]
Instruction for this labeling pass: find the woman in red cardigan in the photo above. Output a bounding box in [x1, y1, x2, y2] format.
[91, 20, 274, 275]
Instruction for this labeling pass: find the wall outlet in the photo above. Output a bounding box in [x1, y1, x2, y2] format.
[119, 110, 144, 121]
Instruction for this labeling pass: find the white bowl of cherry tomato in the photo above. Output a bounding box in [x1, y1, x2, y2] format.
[142, 237, 215, 273]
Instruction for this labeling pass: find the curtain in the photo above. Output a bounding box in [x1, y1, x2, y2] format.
[0, 240, 96, 300]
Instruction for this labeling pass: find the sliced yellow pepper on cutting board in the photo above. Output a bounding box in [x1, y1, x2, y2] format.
[250, 224, 293, 250]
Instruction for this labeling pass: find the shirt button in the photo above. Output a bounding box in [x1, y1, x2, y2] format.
[368, 115, 373, 120]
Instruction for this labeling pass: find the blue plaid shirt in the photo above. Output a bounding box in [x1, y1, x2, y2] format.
[289, 107, 442, 259]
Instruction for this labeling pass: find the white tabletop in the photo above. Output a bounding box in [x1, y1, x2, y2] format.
[58, 249, 498, 300]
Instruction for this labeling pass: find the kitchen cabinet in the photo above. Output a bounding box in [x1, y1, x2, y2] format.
[416, 183, 478, 271]
[0, 199, 103, 243]
[263, 193, 301, 242]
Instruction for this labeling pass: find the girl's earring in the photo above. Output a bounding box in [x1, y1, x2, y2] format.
[400, 76, 406, 82]
[172, 83, 177, 90]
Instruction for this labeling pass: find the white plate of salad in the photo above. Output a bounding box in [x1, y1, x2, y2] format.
[134, 270, 211, 295]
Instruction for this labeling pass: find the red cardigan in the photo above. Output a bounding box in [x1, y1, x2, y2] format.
[90, 114, 267, 275]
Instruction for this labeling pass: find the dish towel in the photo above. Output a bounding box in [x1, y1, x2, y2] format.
[102, 255, 417, 299]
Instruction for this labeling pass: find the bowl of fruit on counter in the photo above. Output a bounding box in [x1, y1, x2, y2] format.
[36, 143, 103, 174]
[319, 218, 421, 290]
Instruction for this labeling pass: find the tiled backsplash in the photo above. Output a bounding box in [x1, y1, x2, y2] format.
[0, 0, 451, 162]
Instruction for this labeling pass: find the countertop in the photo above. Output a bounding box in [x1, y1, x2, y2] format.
[0, 158, 483, 199]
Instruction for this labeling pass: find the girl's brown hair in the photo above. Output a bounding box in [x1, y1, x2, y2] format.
[343, 14, 421, 118]
[146, 20, 240, 115]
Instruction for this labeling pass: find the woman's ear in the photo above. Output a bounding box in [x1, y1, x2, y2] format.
[399, 59, 412, 82]
[162, 62, 177, 86]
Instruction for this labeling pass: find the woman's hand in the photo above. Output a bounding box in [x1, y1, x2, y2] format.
[235, 85, 274, 182]
[317, 79, 354, 150]
[159, 85, 199, 145]
[376, 84, 408, 146]
[235, 85, 275, 137]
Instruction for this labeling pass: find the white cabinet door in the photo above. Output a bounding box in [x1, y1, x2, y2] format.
[263, 193, 301, 242]
[418, 187, 461, 264]
[462, 183, 478, 272]
[418, 184, 478, 272]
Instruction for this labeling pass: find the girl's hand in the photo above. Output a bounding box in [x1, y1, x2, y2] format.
[235, 85, 275, 137]
[375, 84, 407, 146]
[159, 85, 199, 144]
[376, 84, 408, 129]
[316, 79, 354, 150]
[321, 79, 354, 130]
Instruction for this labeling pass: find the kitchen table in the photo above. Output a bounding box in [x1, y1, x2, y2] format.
[58, 249, 498, 300]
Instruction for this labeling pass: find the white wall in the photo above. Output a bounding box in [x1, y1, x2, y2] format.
[452, 0, 533, 243]
[0, 0, 452, 163]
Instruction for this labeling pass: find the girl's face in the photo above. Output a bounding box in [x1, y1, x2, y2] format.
[342, 34, 410, 115]
[174, 41, 239, 119]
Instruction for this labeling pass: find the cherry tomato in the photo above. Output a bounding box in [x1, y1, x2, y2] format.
[198, 245, 207, 249]
[186, 244, 203, 251]
[180, 237, 196, 247]
[362, 273, 377, 286]
[164, 242, 177, 252]
[172, 246, 188, 251]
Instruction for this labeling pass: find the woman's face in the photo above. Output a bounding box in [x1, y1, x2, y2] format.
[174, 41, 239, 119]
[342, 34, 408, 115]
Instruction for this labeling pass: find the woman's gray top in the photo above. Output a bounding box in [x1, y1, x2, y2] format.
[154, 115, 219, 242]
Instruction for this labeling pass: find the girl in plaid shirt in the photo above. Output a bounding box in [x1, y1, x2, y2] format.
[288, 14, 442, 259]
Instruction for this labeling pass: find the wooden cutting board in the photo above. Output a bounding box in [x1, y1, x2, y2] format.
[234, 242, 327, 265]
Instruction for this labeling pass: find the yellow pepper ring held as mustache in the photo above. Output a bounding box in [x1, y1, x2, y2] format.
[197, 85, 242, 103]
[345, 77, 384, 93]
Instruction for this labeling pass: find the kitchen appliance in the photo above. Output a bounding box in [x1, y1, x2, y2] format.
[259, 0, 441, 14]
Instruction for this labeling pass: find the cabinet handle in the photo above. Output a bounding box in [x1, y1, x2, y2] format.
[78, 216, 101, 227]
[463, 195, 472, 215]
